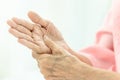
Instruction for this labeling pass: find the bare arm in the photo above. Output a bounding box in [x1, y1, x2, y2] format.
[35, 36, 120, 80]
[91, 68, 120, 80]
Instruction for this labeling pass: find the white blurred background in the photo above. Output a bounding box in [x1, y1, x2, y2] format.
[0, 0, 112, 80]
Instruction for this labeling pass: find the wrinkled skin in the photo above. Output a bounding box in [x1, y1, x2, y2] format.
[7, 11, 120, 80]
[7, 11, 92, 65]
[7, 12, 93, 79]
[7, 11, 93, 80]
[33, 36, 93, 80]
[7, 11, 68, 54]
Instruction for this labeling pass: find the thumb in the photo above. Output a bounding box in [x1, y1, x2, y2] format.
[44, 36, 68, 55]
[28, 11, 48, 27]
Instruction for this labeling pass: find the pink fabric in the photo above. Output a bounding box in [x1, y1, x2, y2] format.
[80, 45, 115, 71]
[79, 0, 120, 72]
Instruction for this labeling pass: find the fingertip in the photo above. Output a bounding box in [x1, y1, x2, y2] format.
[12, 17, 19, 21]
[28, 12, 38, 23]
[18, 38, 22, 43]
[18, 38, 25, 44]
[8, 28, 13, 33]
[28, 10, 34, 14]
[28, 11, 36, 18]
[28, 11, 32, 17]
[7, 20, 13, 26]
[6, 20, 11, 25]
[8, 29, 11, 34]
[7, 19, 17, 28]
[28, 11, 48, 27]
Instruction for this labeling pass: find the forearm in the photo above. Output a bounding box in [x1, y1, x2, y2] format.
[36, 51, 120, 80]
[68, 48, 93, 66]
[90, 68, 120, 80]
[59, 40, 93, 66]
[75, 58, 120, 80]
[77, 65, 120, 80]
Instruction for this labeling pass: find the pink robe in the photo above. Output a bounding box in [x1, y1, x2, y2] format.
[79, 0, 120, 72]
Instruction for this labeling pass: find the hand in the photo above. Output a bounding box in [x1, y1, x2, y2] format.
[7, 11, 92, 65]
[34, 36, 93, 80]
[33, 36, 120, 80]
[28, 11, 92, 65]
[28, 11, 70, 52]
[7, 17, 51, 53]
[7, 11, 69, 54]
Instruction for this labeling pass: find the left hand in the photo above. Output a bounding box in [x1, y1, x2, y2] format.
[7, 11, 92, 65]
[34, 36, 120, 80]
[34, 36, 93, 80]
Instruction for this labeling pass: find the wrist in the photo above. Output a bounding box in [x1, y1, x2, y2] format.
[69, 49, 93, 66]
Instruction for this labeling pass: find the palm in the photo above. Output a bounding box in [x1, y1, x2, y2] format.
[7, 11, 68, 54]
[45, 22, 63, 41]
[27, 11, 92, 65]
[32, 23, 66, 54]
[7, 11, 92, 65]
[28, 11, 69, 53]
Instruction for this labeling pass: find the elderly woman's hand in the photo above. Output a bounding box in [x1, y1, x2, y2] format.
[33, 36, 94, 80]
[7, 11, 68, 54]
[7, 18, 50, 53]
[28, 11, 92, 65]
[34, 36, 120, 80]
[7, 11, 92, 65]
[7, 11, 120, 80]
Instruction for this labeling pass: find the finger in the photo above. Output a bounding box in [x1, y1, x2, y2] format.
[32, 24, 43, 37]
[32, 24, 45, 45]
[42, 22, 64, 41]
[32, 51, 51, 60]
[28, 11, 49, 27]
[32, 25, 44, 45]
[32, 51, 40, 59]
[12, 17, 34, 30]
[18, 39, 42, 53]
[41, 27, 46, 34]
[44, 36, 68, 55]
[32, 27, 50, 54]
[9, 28, 33, 42]
[7, 20, 32, 36]
[32, 32, 42, 42]
[32, 32, 50, 52]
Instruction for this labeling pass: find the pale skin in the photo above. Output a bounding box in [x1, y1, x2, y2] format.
[7, 11, 120, 80]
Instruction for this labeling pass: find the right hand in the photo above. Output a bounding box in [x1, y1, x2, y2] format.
[7, 11, 92, 65]
[7, 11, 70, 54]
